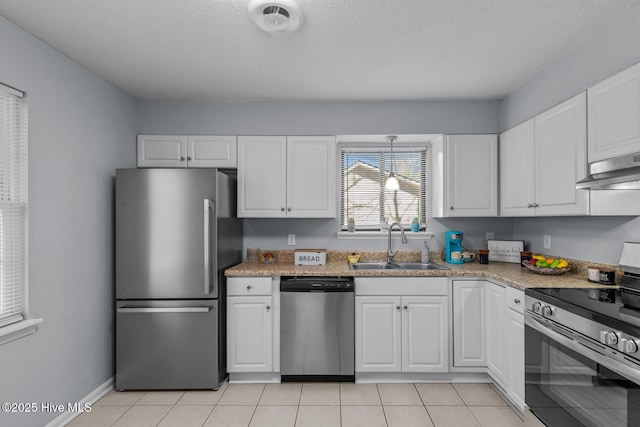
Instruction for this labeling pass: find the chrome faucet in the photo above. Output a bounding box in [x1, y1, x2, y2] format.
[387, 221, 408, 262]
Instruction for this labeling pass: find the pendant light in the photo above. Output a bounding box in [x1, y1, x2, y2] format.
[385, 135, 400, 191]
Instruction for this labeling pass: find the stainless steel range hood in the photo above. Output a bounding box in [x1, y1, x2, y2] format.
[576, 152, 640, 189]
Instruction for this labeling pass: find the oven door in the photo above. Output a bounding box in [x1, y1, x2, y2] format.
[525, 313, 640, 427]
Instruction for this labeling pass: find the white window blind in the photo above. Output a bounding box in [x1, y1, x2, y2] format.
[0, 84, 28, 328]
[340, 146, 427, 230]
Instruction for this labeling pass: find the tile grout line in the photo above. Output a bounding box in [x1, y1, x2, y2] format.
[412, 382, 437, 427]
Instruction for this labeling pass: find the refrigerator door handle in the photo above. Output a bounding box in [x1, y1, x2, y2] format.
[117, 307, 212, 313]
[204, 198, 215, 295]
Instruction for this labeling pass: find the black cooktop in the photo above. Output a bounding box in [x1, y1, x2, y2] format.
[526, 287, 640, 338]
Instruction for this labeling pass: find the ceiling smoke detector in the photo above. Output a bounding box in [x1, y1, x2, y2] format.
[249, 0, 304, 34]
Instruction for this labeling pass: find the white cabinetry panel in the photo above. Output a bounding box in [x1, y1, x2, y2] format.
[588, 62, 640, 162]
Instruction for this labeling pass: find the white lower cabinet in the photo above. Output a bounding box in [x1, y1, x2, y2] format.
[506, 307, 525, 411]
[485, 282, 506, 388]
[227, 277, 275, 373]
[356, 296, 402, 372]
[453, 280, 525, 412]
[355, 278, 449, 374]
[452, 280, 486, 367]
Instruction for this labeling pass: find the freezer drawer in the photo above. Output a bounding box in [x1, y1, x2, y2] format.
[116, 300, 224, 390]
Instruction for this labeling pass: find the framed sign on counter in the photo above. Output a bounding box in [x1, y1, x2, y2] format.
[487, 239, 524, 263]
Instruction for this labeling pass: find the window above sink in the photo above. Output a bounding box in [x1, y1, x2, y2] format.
[337, 134, 436, 235]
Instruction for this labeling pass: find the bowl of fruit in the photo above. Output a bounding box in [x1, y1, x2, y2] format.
[522, 255, 571, 275]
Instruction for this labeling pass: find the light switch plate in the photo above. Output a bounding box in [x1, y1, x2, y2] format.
[288, 234, 296, 245]
[543, 235, 551, 250]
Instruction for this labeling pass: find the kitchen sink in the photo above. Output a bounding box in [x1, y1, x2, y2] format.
[349, 261, 449, 271]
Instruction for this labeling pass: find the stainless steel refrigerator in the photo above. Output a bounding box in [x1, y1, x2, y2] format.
[115, 168, 242, 390]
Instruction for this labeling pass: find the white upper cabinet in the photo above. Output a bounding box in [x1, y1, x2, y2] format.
[500, 92, 588, 216]
[432, 134, 498, 217]
[588, 62, 640, 162]
[137, 135, 237, 168]
[500, 120, 536, 216]
[237, 136, 336, 218]
[534, 92, 589, 215]
[186, 136, 237, 168]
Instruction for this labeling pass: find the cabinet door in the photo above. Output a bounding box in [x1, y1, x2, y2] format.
[355, 296, 402, 372]
[227, 296, 273, 372]
[237, 136, 287, 217]
[446, 135, 498, 216]
[485, 283, 506, 387]
[588, 62, 640, 162]
[535, 93, 589, 216]
[402, 296, 448, 373]
[452, 281, 486, 367]
[286, 136, 336, 218]
[137, 135, 187, 168]
[500, 120, 535, 216]
[187, 136, 237, 168]
[506, 308, 525, 412]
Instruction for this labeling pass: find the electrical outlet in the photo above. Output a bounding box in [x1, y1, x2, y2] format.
[288, 234, 296, 246]
[543, 235, 551, 250]
[486, 232, 494, 241]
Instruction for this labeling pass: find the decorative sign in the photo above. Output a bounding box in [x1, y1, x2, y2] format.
[294, 249, 327, 266]
[487, 240, 524, 263]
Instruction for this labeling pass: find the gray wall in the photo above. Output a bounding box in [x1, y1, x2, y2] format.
[138, 99, 515, 254]
[500, 2, 640, 264]
[0, 17, 137, 427]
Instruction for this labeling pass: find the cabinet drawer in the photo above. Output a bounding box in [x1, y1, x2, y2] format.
[227, 277, 272, 296]
[506, 286, 525, 314]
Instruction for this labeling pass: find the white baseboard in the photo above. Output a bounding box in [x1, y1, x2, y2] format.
[45, 377, 114, 427]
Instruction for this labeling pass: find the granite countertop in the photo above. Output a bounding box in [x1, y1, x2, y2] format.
[225, 250, 620, 292]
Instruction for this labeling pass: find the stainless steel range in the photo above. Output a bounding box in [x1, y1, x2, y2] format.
[524, 242, 640, 427]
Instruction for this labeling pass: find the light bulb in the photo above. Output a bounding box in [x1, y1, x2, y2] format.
[385, 173, 399, 191]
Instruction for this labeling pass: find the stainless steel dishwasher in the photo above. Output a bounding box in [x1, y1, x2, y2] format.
[280, 276, 354, 382]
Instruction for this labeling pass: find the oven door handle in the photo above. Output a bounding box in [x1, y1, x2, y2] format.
[525, 314, 640, 384]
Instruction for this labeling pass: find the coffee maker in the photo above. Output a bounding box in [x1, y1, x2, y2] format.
[445, 231, 464, 264]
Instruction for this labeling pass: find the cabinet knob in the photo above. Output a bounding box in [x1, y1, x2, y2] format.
[533, 203, 539, 208]
[180, 156, 186, 161]
[514, 299, 520, 304]
[404, 305, 408, 310]
[266, 305, 271, 311]
[450, 206, 454, 210]
[287, 207, 291, 212]
[527, 203, 533, 208]
[396, 306, 401, 310]
[187, 156, 192, 161]
[246, 285, 252, 291]
[281, 207, 285, 212]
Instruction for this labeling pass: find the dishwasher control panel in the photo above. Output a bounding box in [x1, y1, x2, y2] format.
[280, 277, 354, 292]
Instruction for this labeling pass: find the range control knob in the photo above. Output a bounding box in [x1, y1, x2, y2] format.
[532, 301, 542, 313]
[620, 338, 639, 354]
[541, 305, 554, 317]
[600, 330, 619, 346]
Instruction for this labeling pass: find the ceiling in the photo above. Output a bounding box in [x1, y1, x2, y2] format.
[0, 0, 638, 102]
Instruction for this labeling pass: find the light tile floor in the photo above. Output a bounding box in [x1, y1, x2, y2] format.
[67, 382, 546, 427]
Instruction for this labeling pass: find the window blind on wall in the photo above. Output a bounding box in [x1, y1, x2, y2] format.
[0, 84, 28, 328]
[340, 147, 427, 229]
